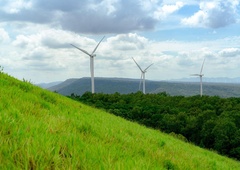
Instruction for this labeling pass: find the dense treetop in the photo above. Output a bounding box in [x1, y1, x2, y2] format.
[70, 92, 240, 160]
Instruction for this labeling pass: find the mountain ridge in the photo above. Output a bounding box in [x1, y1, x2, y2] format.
[170, 77, 240, 83]
[47, 77, 240, 98]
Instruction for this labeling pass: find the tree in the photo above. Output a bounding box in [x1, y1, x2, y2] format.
[213, 118, 237, 156]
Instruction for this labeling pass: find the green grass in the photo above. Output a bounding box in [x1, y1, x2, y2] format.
[0, 72, 240, 169]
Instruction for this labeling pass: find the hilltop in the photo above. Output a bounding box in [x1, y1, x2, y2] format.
[0, 72, 240, 169]
[47, 77, 240, 98]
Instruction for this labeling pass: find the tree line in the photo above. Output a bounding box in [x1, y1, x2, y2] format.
[69, 92, 240, 160]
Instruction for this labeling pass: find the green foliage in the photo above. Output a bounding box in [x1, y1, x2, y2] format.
[22, 78, 32, 84]
[1, 73, 240, 169]
[71, 92, 240, 160]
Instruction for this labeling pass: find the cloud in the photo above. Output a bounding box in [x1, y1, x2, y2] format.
[1, 0, 32, 14]
[182, 0, 240, 28]
[12, 29, 92, 50]
[10, 29, 105, 78]
[106, 33, 148, 51]
[0, 28, 10, 42]
[0, 0, 165, 34]
[59, 0, 158, 34]
[0, 0, 187, 34]
[153, 1, 184, 20]
[219, 48, 240, 58]
[13, 34, 41, 48]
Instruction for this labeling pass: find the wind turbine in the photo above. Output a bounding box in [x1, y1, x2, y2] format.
[132, 57, 153, 94]
[191, 58, 206, 97]
[71, 36, 105, 94]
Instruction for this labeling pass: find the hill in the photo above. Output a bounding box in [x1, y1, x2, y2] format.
[36, 81, 63, 89]
[171, 77, 240, 83]
[0, 72, 240, 169]
[48, 77, 240, 97]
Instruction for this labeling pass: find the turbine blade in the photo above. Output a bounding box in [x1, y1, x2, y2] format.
[132, 57, 144, 72]
[144, 63, 154, 72]
[200, 58, 206, 74]
[70, 44, 91, 57]
[91, 36, 105, 55]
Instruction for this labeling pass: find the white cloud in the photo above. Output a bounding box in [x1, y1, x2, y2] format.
[106, 33, 148, 51]
[139, 0, 161, 11]
[182, 0, 240, 28]
[219, 48, 240, 58]
[153, 1, 184, 20]
[6, 29, 107, 82]
[89, 0, 119, 15]
[0, 28, 10, 43]
[2, 0, 32, 14]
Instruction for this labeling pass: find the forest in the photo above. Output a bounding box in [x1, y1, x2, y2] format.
[69, 92, 240, 161]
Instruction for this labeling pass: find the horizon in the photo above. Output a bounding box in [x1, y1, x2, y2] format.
[37, 76, 240, 85]
[0, 0, 240, 83]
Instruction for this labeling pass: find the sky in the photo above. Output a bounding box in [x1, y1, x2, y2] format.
[0, 0, 240, 83]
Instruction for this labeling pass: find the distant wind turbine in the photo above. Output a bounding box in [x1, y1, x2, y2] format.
[132, 57, 153, 94]
[71, 36, 105, 94]
[191, 58, 206, 97]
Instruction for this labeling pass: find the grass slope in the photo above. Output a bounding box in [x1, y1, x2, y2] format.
[1, 73, 240, 169]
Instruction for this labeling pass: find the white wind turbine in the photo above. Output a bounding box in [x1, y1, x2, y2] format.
[132, 57, 153, 94]
[191, 58, 206, 97]
[71, 36, 105, 94]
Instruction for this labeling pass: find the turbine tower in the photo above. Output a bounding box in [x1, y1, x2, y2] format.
[191, 58, 206, 97]
[132, 57, 153, 94]
[71, 36, 105, 94]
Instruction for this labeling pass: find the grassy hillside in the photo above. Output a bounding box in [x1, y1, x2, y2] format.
[48, 77, 240, 98]
[1, 72, 240, 169]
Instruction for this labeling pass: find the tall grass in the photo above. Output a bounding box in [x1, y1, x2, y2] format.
[0, 72, 240, 169]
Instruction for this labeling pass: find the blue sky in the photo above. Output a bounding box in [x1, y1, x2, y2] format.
[0, 0, 240, 83]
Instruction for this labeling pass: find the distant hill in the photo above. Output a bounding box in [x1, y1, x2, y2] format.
[152, 81, 240, 98]
[48, 77, 240, 97]
[48, 77, 159, 95]
[170, 77, 240, 83]
[36, 81, 63, 88]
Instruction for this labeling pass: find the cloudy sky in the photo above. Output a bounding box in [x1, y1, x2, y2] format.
[0, 0, 240, 83]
